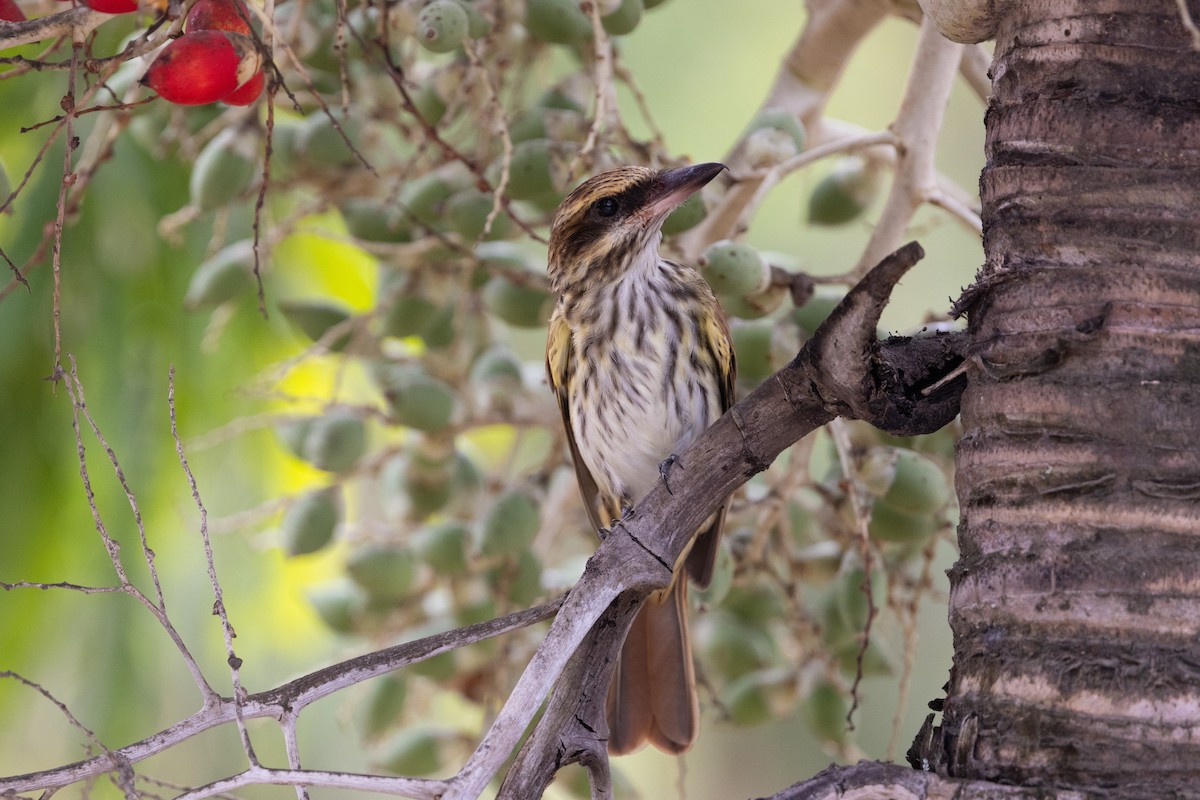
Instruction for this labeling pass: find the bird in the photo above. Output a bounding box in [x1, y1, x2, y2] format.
[545, 162, 735, 754]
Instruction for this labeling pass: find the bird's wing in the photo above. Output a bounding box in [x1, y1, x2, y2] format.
[683, 304, 737, 588]
[547, 306, 607, 534]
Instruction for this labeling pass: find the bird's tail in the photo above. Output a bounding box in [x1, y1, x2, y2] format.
[606, 579, 698, 755]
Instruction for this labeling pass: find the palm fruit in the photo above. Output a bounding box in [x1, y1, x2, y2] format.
[480, 275, 553, 328]
[525, 0, 592, 45]
[476, 489, 539, 557]
[281, 487, 339, 556]
[345, 543, 418, 602]
[372, 363, 456, 434]
[184, 240, 255, 310]
[302, 409, 366, 473]
[699, 239, 770, 297]
[190, 125, 258, 211]
[807, 155, 883, 225]
[415, 0, 468, 53]
[661, 192, 706, 235]
[601, 0, 642, 34]
[412, 520, 470, 575]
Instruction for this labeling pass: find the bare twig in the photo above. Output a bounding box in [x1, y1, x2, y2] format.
[62, 357, 218, 698]
[0, 597, 566, 795]
[168, 365, 258, 765]
[852, 16, 964, 277]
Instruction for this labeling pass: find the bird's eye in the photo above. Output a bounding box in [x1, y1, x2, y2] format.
[594, 197, 619, 217]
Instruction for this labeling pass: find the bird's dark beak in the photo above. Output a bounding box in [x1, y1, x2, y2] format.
[642, 162, 726, 223]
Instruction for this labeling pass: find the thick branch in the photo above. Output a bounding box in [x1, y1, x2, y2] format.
[447, 242, 967, 797]
[759, 760, 1083, 799]
[3, 244, 966, 799]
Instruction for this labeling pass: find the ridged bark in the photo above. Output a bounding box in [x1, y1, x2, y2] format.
[943, 0, 1200, 794]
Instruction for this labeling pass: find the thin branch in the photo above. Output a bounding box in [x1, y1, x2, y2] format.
[63, 357, 218, 699]
[0, 6, 110, 50]
[852, 16, 964, 277]
[677, 0, 893, 259]
[172, 766, 445, 800]
[731, 129, 898, 236]
[168, 365, 257, 763]
[576, 0, 616, 168]
[0, 597, 566, 795]
[0, 672, 124, 782]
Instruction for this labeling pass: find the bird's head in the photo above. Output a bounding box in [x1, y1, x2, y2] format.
[547, 162, 726, 295]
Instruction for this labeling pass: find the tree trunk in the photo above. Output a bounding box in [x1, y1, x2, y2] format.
[942, 0, 1200, 794]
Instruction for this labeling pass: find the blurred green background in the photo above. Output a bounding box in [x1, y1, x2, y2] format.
[0, 0, 984, 796]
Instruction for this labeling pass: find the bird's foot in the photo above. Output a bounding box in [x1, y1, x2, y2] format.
[659, 453, 682, 494]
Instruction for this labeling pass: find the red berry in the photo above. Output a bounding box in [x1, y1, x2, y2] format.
[143, 30, 261, 106]
[82, 0, 138, 12]
[186, 0, 252, 36]
[0, 0, 25, 20]
[222, 69, 264, 106]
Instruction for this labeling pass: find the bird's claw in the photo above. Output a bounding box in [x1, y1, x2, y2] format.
[659, 453, 682, 495]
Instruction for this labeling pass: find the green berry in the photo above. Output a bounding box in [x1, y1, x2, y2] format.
[488, 549, 543, 606]
[469, 345, 523, 387]
[415, 0, 468, 53]
[807, 156, 882, 226]
[883, 449, 951, 515]
[747, 107, 805, 152]
[345, 544, 417, 602]
[503, 138, 564, 201]
[834, 566, 885, 633]
[381, 293, 439, 339]
[410, 649, 457, 680]
[372, 363, 457, 434]
[307, 580, 366, 634]
[461, 1, 491, 36]
[362, 675, 407, 736]
[184, 240, 254, 310]
[303, 410, 366, 473]
[340, 199, 411, 243]
[720, 283, 786, 320]
[398, 170, 464, 228]
[412, 520, 470, 575]
[445, 189, 512, 241]
[722, 584, 786, 625]
[298, 112, 362, 168]
[281, 487, 339, 556]
[480, 275, 553, 328]
[661, 192, 706, 235]
[524, 0, 592, 45]
[724, 671, 778, 726]
[730, 320, 775, 386]
[697, 612, 776, 680]
[802, 679, 848, 744]
[601, 0, 642, 35]
[700, 239, 768, 297]
[190, 126, 258, 211]
[477, 490, 540, 557]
